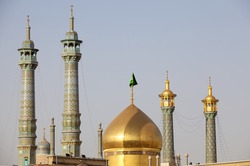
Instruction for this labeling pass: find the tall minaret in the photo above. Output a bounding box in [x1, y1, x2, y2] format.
[50, 118, 56, 155]
[61, 5, 82, 157]
[202, 77, 219, 164]
[17, 16, 38, 166]
[98, 123, 103, 158]
[159, 72, 176, 166]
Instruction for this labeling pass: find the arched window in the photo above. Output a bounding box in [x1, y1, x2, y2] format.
[20, 52, 24, 60]
[76, 44, 80, 52]
[69, 43, 74, 51]
[24, 157, 28, 166]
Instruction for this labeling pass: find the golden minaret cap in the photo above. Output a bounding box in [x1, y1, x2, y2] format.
[159, 71, 176, 107]
[202, 77, 219, 112]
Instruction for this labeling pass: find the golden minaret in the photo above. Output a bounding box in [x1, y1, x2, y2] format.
[159, 71, 176, 166]
[202, 77, 219, 163]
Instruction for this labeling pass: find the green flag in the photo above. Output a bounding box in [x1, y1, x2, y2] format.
[129, 73, 138, 87]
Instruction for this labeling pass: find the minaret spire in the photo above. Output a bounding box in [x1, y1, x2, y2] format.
[26, 15, 31, 40]
[208, 76, 212, 96]
[69, 5, 74, 31]
[42, 128, 45, 139]
[165, 70, 170, 90]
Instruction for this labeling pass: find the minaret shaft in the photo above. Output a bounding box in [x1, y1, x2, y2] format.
[62, 60, 81, 157]
[205, 112, 217, 163]
[18, 69, 37, 165]
[64, 62, 79, 112]
[98, 123, 103, 158]
[162, 107, 175, 165]
[50, 118, 56, 155]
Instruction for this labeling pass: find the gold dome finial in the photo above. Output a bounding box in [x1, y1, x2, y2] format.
[165, 70, 170, 90]
[166, 70, 168, 80]
[202, 77, 219, 112]
[69, 5, 74, 31]
[26, 15, 31, 40]
[208, 76, 212, 96]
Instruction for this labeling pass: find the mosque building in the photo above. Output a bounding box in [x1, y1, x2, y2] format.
[16, 5, 250, 166]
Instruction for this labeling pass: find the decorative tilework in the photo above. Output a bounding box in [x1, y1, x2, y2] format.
[61, 40, 82, 157]
[205, 112, 217, 163]
[18, 47, 38, 166]
[162, 106, 176, 166]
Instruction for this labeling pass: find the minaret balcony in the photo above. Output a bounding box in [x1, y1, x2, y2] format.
[19, 59, 38, 65]
[20, 55, 37, 61]
[63, 47, 80, 53]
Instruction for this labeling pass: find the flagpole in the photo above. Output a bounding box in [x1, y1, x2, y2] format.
[131, 86, 134, 105]
[129, 73, 137, 105]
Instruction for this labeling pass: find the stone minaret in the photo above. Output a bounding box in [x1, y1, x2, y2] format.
[17, 16, 38, 166]
[202, 77, 219, 164]
[61, 5, 82, 157]
[159, 72, 176, 166]
[98, 123, 103, 158]
[50, 118, 56, 155]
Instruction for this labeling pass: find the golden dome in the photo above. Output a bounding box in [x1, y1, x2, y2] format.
[103, 104, 162, 150]
[203, 94, 218, 102]
[202, 85, 219, 103]
[160, 89, 176, 98]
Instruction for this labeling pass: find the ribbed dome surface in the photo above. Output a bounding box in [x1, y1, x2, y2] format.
[204, 95, 217, 102]
[65, 31, 78, 40]
[22, 40, 34, 49]
[37, 138, 50, 155]
[161, 89, 176, 97]
[103, 104, 162, 150]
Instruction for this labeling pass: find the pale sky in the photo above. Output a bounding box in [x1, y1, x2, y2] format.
[1, 0, 250, 165]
